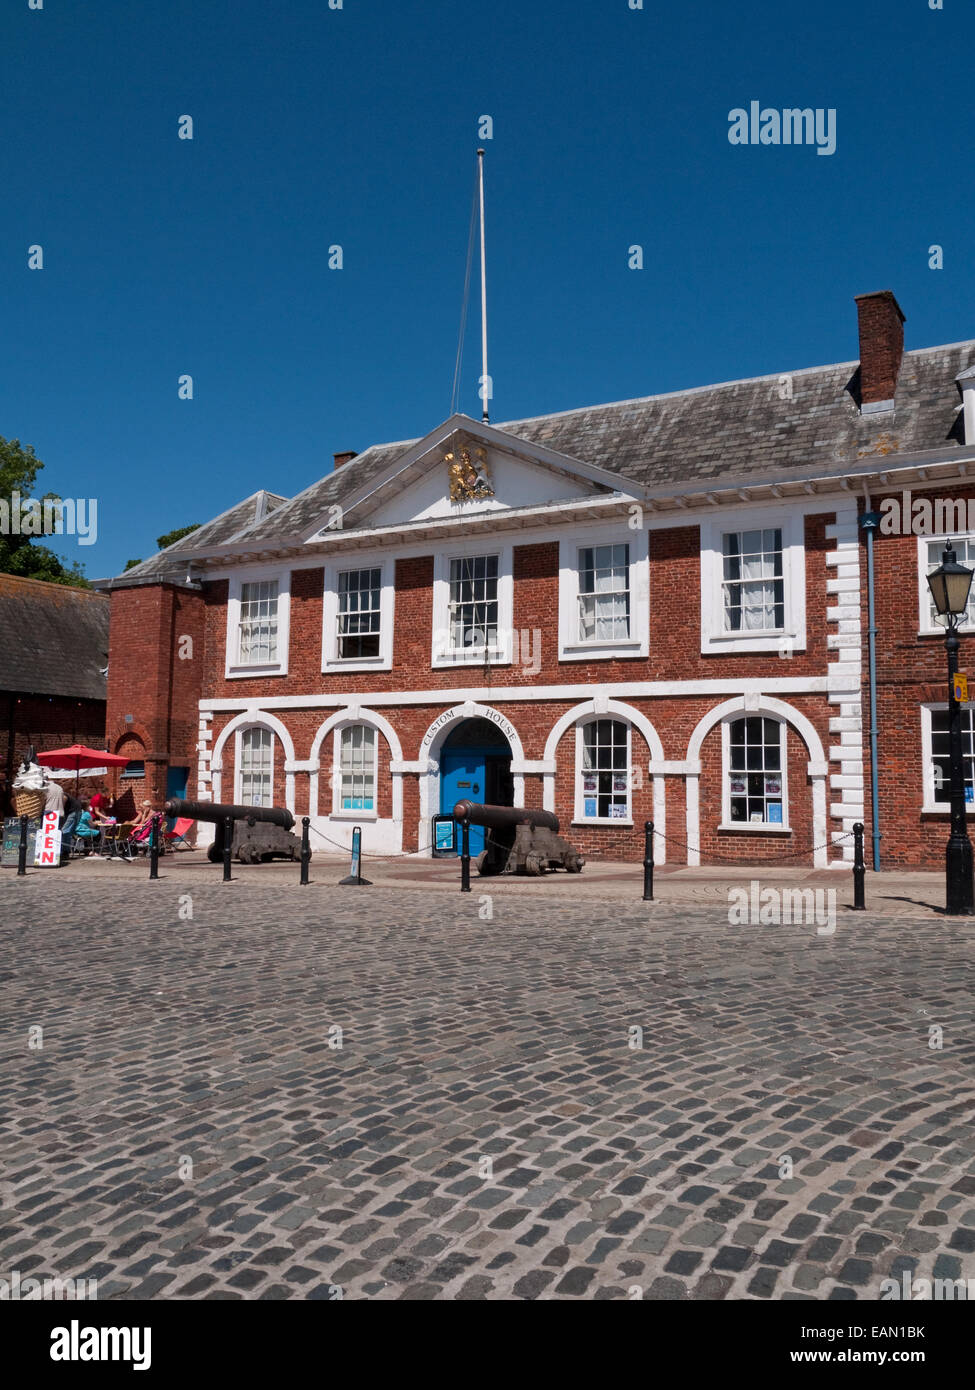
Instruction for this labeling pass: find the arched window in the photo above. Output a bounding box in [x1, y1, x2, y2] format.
[577, 718, 631, 822]
[335, 725, 377, 813]
[238, 727, 274, 807]
[725, 717, 787, 827]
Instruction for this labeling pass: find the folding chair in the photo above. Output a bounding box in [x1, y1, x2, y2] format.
[163, 817, 194, 851]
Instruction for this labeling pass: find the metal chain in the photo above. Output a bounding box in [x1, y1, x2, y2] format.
[650, 825, 854, 867]
[306, 821, 853, 869]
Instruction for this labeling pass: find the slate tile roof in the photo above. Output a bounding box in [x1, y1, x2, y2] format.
[0, 575, 110, 701]
[114, 491, 290, 582]
[110, 340, 975, 580]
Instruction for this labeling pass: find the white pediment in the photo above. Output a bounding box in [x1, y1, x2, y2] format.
[366, 443, 600, 525]
[303, 415, 633, 541]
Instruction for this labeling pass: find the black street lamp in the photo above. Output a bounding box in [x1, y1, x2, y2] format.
[927, 541, 975, 914]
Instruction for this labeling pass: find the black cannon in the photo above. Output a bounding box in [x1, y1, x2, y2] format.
[452, 801, 584, 877]
[164, 798, 306, 865]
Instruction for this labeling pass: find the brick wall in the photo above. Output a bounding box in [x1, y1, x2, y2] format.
[106, 582, 205, 807]
[1, 691, 106, 814]
[863, 484, 975, 867]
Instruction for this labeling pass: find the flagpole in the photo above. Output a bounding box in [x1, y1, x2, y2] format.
[477, 148, 489, 423]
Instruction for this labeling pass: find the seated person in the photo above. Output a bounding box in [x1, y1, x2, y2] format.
[128, 802, 160, 852]
[61, 791, 83, 853]
[72, 805, 101, 853]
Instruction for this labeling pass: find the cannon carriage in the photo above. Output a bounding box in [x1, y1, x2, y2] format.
[164, 799, 305, 864]
[452, 800, 584, 876]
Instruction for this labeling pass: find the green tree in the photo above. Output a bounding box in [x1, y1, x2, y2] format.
[0, 435, 90, 588]
[157, 523, 201, 550]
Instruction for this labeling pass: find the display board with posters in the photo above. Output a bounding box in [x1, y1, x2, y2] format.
[1, 817, 40, 868]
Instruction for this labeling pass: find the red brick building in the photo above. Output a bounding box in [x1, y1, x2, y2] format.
[98, 291, 975, 868]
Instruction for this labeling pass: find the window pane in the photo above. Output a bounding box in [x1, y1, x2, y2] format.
[448, 555, 499, 651]
[722, 530, 784, 632]
[240, 727, 273, 807]
[930, 708, 975, 805]
[580, 719, 629, 818]
[577, 543, 630, 641]
[726, 718, 784, 824]
[339, 725, 376, 810]
[337, 567, 381, 659]
[926, 537, 975, 628]
[238, 580, 279, 664]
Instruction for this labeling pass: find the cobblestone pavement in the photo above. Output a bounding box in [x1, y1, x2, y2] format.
[2, 874, 975, 1301]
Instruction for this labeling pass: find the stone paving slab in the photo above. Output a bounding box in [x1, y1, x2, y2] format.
[1, 875, 974, 1300]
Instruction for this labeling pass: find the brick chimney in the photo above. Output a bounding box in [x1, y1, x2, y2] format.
[854, 290, 905, 412]
[333, 450, 357, 469]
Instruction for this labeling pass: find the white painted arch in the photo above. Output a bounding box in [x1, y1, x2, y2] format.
[542, 698, 667, 863]
[416, 702, 527, 850]
[307, 707, 404, 826]
[210, 709, 298, 812]
[684, 695, 829, 868]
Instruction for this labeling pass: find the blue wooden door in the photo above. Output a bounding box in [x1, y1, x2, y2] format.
[441, 751, 486, 855]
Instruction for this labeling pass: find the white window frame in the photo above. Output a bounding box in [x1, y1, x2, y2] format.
[322, 555, 394, 672]
[700, 509, 806, 655]
[920, 702, 975, 813]
[916, 534, 975, 636]
[234, 725, 275, 807]
[225, 566, 291, 679]
[719, 716, 791, 832]
[331, 722, 379, 821]
[572, 717, 633, 826]
[431, 544, 513, 668]
[559, 527, 649, 661]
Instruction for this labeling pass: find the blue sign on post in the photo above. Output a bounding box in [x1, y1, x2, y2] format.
[350, 825, 361, 878]
[339, 824, 372, 886]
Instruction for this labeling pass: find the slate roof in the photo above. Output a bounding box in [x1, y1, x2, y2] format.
[114, 491, 289, 582]
[0, 575, 110, 701]
[109, 339, 975, 578]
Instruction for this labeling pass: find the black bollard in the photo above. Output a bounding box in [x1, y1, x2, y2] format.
[300, 816, 310, 885]
[223, 815, 233, 882]
[852, 822, 865, 910]
[16, 815, 28, 877]
[643, 821, 654, 901]
[149, 814, 160, 880]
[460, 817, 471, 893]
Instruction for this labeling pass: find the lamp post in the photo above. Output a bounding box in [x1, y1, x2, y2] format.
[926, 542, 975, 915]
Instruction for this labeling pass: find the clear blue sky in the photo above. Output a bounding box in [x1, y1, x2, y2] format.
[3, 0, 971, 579]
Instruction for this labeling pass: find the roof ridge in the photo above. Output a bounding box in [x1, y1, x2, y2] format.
[0, 573, 106, 599]
[495, 340, 975, 430]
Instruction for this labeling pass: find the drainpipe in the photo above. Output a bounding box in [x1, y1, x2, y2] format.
[859, 509, 882, 869]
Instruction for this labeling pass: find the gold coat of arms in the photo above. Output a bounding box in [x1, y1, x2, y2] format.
[445, 445, 493, 501]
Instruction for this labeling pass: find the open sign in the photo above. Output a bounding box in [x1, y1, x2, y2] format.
[33, 811, 62, 868]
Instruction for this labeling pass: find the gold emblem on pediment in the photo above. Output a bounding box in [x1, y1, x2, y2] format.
[445, 444, 493, 502]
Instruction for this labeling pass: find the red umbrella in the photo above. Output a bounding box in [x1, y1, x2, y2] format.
[37, 744, 130, 793]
